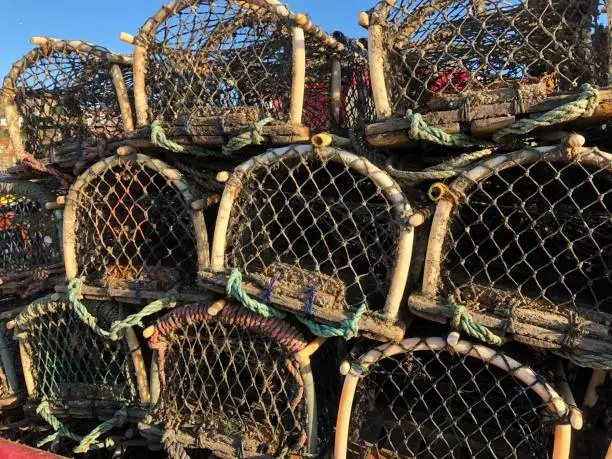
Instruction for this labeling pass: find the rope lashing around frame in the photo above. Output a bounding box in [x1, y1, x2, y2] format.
[162, 430, 190, 459]
[68, 278, 179, 340]
[405, 110, 488, 148]
[492, 84, 599, 142]
[226, 269, 287, 319]
[402, 84, 599, 148]
[448, 300, 503, 346]
[20, 154, 75, 188]
[36, 401, 127, 453]
[222, 117, 275, 155]
[150, 120, 224, 158]
[226, 269, 367, 339]
[295, 303, 367, 340]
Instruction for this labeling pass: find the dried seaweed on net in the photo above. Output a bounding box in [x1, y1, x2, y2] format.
[348, 344, 558, 458]
[378, 0, 607, 113]
[11, 46, 129, 163]
[441, 156, 612, 317]
[69, 160, 200, 290]
[20, 299, 139, 406]
[225, 149, 403, 313]
[150, 303, 312, 456]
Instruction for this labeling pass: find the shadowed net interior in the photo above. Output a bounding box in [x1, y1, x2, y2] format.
[376, 0, 609, 113]
[226, 149, 402, 312]
[69, 158, 201, 290]
[11, 45, 129, 163]
[348, 345, 557, 458]
[146, 0, 293, 124]
[442, 159, 612, 315]
[21, 299, 138, 405]
[150, 303, 311, 456]
[0, 322, 21, 401]
[0, 186, 61, 279]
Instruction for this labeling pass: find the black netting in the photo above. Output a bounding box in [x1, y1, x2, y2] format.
[7, 41, 131, 163]
[442, 154, 612, 315]
[67, 155, 205, 290]
[348, 341, 560, 458]
[225, 147, 405, 312]
[150, 303, 315, 456]
[19, 299, 139, 405]
[373, 0, 608, 113]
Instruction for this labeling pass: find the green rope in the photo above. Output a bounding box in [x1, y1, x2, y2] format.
[403, 84, 599, 148]
[36, 401, 127, 453]
[151, 120, 187, 153]
[448, 300, 503, 346]
[492, 83, 599, 143]
[37, 401, 82, 447]
[226, 269, 287, 319]
[296, 303, 366, 340]
[222, 117, 274, 155]
[68, 278, 178, 341]
[108, 291, 179, 340]
[73, 406, 127, 454]
[67, 278, 111, 339]
[405, 110, 487, 148]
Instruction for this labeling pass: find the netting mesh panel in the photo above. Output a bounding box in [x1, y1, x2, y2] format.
[378, 0, 608, 112]
[342, 57, 376, 134]
[69, 158, 200, 289]
[0, 188, 60, 277]
[23, 300, 138, 404]
[146, 0, 293, 124]
[226, 148, 403, 311]
[12, 45, 129, 162]
[442, 158, 612, 314]
[151, 303, 311, 456]
[348, 345, 556, 458]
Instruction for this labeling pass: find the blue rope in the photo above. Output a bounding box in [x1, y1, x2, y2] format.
[304, 283, 317, 315]
[263, 272, 281, 304]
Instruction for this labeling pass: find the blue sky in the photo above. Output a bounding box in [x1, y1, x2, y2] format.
[0, 1, 372, 75]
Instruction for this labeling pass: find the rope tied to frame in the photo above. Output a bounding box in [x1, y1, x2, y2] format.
[401, 84, 600, 148]
[68, 278, 179, 340]
[161, 429, 190, 459]
[226, 269, 367, 339]
[295, 303, 367, 340]
[150, 120, 224, 158]
[226, 269, 287, 319]
[36, 400, 127, 453]
[222, 117, 275, 155]
[20, 154, 75, 189]
[448, 298, 503, 346]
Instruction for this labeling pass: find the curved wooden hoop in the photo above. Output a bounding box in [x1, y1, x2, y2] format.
[335, 336, 571, 459]
[63, 153, 210, 282]
[210, 144, 413, 321]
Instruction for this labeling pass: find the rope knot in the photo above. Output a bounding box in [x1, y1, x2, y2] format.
[448, 296, 503, 346]
[222, 117, 274, 155]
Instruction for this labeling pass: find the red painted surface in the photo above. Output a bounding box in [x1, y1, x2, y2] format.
[0, 439, 67, 459]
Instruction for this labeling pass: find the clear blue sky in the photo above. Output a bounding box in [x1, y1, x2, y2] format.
[0, 1, 372, 75]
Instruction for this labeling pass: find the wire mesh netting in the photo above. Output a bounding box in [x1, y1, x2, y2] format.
[64, 154, 208, 290]
[138, 0, 369, 134]
[0, 179, 62, 301]
[14, 297, 140, 406]
[221, 146, 408, 314]
[149, 302, 316, 457]
[345, 338, 564, 458]
[439, 149, 612, 319]
[372, 0, 609, 113]
[2, 38, 132, 164]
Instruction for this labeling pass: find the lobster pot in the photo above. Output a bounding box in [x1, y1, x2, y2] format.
[63, 153, 210, 294]
[0, 179, 62, 303]
[2, 37, 134, 165]
[366, 0, 609, 117]
[206, 145, 413, 341]
[131, 0, 370, 144]
[13, 296, 148, 429]
[411, 146, 612, 356]
[147, 301, 322, 458]
[335, 337, 570, 459]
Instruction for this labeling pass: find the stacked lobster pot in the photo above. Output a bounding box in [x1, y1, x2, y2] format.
[0, 37, 152, 454]
[330, 1, 612, 459]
